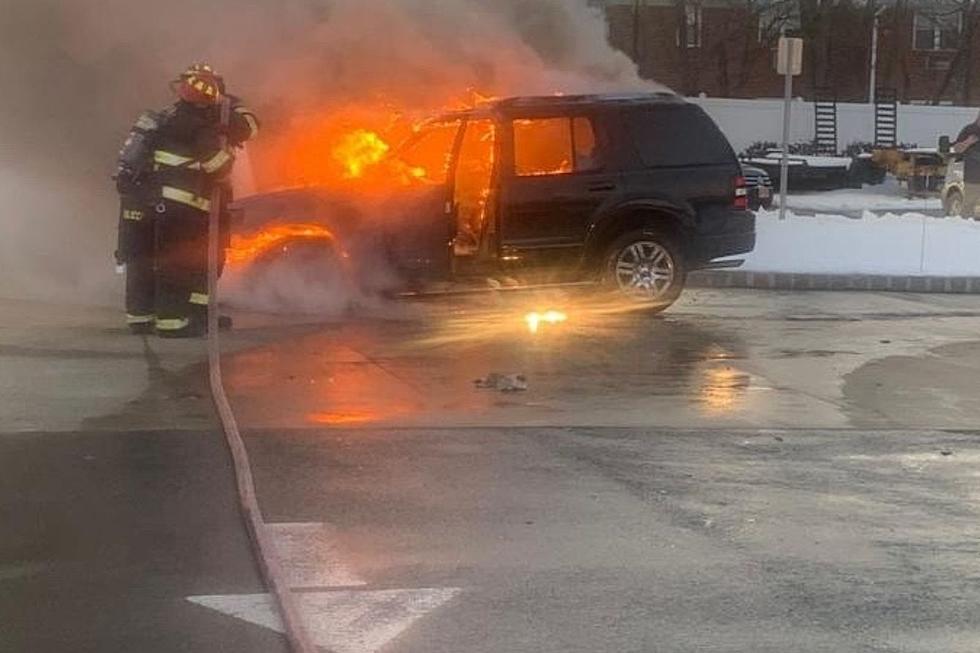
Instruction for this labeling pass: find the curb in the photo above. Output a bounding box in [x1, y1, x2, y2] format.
[689, 270, 980, 294]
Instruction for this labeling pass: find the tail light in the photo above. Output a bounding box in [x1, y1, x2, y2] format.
[733, 175, 748, 210]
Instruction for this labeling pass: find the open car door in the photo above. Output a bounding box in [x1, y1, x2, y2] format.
[382, 119, 463, 282]
[450, 117, 499, 276]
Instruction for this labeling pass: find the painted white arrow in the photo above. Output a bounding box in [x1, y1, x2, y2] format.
[188, 588, 460, 653]
[187, 523, 460, 653]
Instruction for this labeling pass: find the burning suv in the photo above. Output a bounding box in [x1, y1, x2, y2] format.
[235, 93, 755, 311]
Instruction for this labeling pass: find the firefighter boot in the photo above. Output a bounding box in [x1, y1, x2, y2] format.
[155, 316, 206, 339]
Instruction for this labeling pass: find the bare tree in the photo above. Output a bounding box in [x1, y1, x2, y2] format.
[927, 0, 980, 104]
[696, 0, 799, 97]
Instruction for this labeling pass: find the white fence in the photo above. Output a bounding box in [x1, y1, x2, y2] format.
[688, 96, 978, 154]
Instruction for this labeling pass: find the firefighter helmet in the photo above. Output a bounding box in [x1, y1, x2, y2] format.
[174, 64, 223, 105]
[184, 63, 227, 94]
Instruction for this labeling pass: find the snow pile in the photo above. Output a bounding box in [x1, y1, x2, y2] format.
[777, 179, 942, 214]
[743, 210, 980, 276]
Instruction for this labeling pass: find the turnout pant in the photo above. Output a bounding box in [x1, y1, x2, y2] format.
[117, 200, 156, 328]
[154, 200, 210, 334]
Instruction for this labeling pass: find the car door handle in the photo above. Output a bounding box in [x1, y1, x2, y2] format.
[588, 183, 616, 192]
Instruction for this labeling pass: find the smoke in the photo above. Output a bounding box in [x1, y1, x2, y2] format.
[0, 0, 650, 306]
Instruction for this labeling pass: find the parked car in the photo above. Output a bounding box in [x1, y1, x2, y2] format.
[941, 158, 965, 216]
[235, 93, 756, 312]
[741, 164, 773, 210]
[745, 151, 852, 191]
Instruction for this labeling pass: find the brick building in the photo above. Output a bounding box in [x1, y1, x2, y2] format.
[600, 0, 980, 105]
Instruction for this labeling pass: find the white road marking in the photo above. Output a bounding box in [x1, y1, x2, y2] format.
[269, 522, 366, 588]
[188, 523, 461, 651]
[187, 588, 460, 653]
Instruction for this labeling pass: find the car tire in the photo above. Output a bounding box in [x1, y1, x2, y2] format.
[602, 229, 687, 311]
[944, 189, 963, 217]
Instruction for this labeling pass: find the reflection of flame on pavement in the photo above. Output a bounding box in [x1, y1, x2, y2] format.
[525, 310, 568, 334]
[307, 401, 418, 426]
[308, 409, 380, 425]
[699, 366, 750, 414]
[227, 223, 344, 266]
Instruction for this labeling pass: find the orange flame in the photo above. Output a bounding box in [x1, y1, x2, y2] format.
[525, 310, 568, 334]
[333, 129, 391, 178]
[227, 223, 342, 266]
[250, 89, 507, 192]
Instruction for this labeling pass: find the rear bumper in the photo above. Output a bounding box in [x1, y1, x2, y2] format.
[691, 210, 756, 265]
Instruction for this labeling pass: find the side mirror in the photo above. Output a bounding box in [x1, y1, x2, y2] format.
[939, 135, 951, 154]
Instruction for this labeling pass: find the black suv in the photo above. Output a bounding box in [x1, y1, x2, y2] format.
[238, 93, 755, 311]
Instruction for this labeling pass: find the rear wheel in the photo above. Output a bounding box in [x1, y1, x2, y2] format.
[602, 229, 687, 311]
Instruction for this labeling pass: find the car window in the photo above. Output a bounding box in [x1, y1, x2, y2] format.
[514, 117, 601, 177]
[628, 106, 734, 168]
[397, 120, 461, 184]
[514, 118, 573, 177]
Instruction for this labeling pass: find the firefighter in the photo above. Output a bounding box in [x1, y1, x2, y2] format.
[147, 63, 259, 338]
[115, 110, 167, 333]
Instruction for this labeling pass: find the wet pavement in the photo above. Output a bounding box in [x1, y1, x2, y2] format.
[3, 289, 980, 652]
[218, 288, 980, 431]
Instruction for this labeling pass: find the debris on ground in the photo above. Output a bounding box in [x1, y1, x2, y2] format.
[475, 373, 528, 392]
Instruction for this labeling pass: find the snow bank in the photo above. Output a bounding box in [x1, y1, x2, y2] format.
[780, 189, 941, 214]
[778, 177, 942, 214]
[743, 210, 980, 276]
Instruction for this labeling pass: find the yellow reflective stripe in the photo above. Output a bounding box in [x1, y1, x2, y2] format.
[200, 149, 233, 173]
[162, 186, 211, 211]
[236, 107, 259, 138]
[154, 150, 198, 167]
[189, 292, 209, 306]
[126, 314, 155, 325]
[155, 318, 190, 331]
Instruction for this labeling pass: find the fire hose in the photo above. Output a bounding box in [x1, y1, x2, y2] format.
[207, 97, 317, 653]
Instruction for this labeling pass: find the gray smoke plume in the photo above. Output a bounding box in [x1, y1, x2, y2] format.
[0, 0, 650, 306]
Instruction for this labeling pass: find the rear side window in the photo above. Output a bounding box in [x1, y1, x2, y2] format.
[628, 106, 734, 168]
[514, 117, 601, 176]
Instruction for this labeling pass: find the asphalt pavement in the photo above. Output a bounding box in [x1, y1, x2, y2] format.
[3, 289, 980, 652]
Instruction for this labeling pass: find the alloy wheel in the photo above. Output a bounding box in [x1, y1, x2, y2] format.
[614, 240, 676, 299]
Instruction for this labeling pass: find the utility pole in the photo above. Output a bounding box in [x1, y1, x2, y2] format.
[777, 36, 804, 221]
[632, 0, 643, 63]
[868, 1, 884, 104]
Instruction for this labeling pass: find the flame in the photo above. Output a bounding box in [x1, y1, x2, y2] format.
[249, 88, 508, 192]
[226, 223, 342, 266]
[333, 129, 391, 178]
[525, 310, 568, 334]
